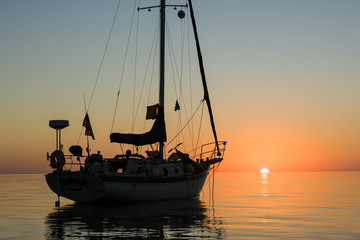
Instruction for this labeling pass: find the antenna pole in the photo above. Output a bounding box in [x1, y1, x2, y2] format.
[86, 135, 90, 157]
[56, 129, 59, 150]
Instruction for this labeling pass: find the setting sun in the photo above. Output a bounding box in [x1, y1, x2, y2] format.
[260, 168, 269, 174]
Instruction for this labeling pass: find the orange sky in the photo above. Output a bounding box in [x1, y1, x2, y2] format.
[1, 0, 359, 173]
[219, 121, 360, 172]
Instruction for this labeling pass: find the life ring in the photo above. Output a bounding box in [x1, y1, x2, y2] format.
[50, 150, 65, 170]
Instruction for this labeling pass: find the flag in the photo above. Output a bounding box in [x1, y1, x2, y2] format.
[146, 104, 159, 120]
[82, 113, 95, 139]
[174, 100, 180, 111]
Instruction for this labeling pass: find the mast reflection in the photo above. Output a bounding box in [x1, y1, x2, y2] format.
[45, 198, 225, 239]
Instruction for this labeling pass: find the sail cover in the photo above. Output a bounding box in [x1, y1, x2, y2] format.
[110, 107, 166, 146]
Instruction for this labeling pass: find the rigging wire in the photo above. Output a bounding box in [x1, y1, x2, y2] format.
[178, 7, 187, 116]
[134, 18, 161, 133]
[141, 21, 160, 142]
[131, 5, 140, 133]
[164, 20, 183, 149]
[165, 19, 191, 151]
[165, 99, 204, 147]
[165, 22, 180, 105]
[77, 1, 121, 145]
[166, 11, 199, 152]
[164, 9, 205, 154]
[135, 16, 161, 154]
[186, 8, 195, 145]
[188, 0, 220, 154]
[194, 98, 205, 157]
[87, 0, 122, 113]
[110, 0, 139, 133]
[178, 10, 189, 150]
[183, 10, 197, 151]
[136, 16, 161, 154]
[145, 21, 160, 114]
[108, 3, 210, 157]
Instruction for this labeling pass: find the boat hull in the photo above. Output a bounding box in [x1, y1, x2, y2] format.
[45, 172, 106, 202]
[45, 170, 209, 203]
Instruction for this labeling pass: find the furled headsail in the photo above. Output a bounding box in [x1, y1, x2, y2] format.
[188, 0, 220, 154]
[110, 106, 166, 146]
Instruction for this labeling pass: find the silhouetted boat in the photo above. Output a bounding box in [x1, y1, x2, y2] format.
[45, 0, 226, 203]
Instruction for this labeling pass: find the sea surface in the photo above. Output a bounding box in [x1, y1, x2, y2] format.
[0, 171, 360, 239]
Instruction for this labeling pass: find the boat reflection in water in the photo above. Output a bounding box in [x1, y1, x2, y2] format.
[45, 198, 225, 239]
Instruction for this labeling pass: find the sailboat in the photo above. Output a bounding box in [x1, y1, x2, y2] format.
[45, 0, 226, 203]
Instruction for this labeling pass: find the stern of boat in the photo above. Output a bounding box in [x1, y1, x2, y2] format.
[45, 171, 106, 203]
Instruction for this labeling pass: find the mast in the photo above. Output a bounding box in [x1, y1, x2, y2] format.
[133, 1, 187, 158]
[112, 1, 191, 150]
[159, 0, 166, 158]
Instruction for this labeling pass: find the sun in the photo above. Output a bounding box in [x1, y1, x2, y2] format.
[260, 168, 269, 174]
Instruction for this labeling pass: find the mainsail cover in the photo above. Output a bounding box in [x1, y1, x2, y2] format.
[110, 107, 166, 146]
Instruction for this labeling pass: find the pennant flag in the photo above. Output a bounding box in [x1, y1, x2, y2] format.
[146, 104, 159, 120]
[82, 113, 95, 139]
[174, 100, 180, 111]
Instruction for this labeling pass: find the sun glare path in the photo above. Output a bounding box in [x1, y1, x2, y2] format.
[260, 168, 269, 174]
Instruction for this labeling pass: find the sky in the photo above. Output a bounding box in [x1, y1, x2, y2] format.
[0, 0, 359, 173]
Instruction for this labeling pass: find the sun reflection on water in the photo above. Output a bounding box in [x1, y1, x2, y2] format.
[261, 171, 269, 197]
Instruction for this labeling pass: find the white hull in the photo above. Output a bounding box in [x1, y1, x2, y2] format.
[46, 170, 208, 203]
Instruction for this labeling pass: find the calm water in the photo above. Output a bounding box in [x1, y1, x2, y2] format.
[1, 172, 360, 239]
